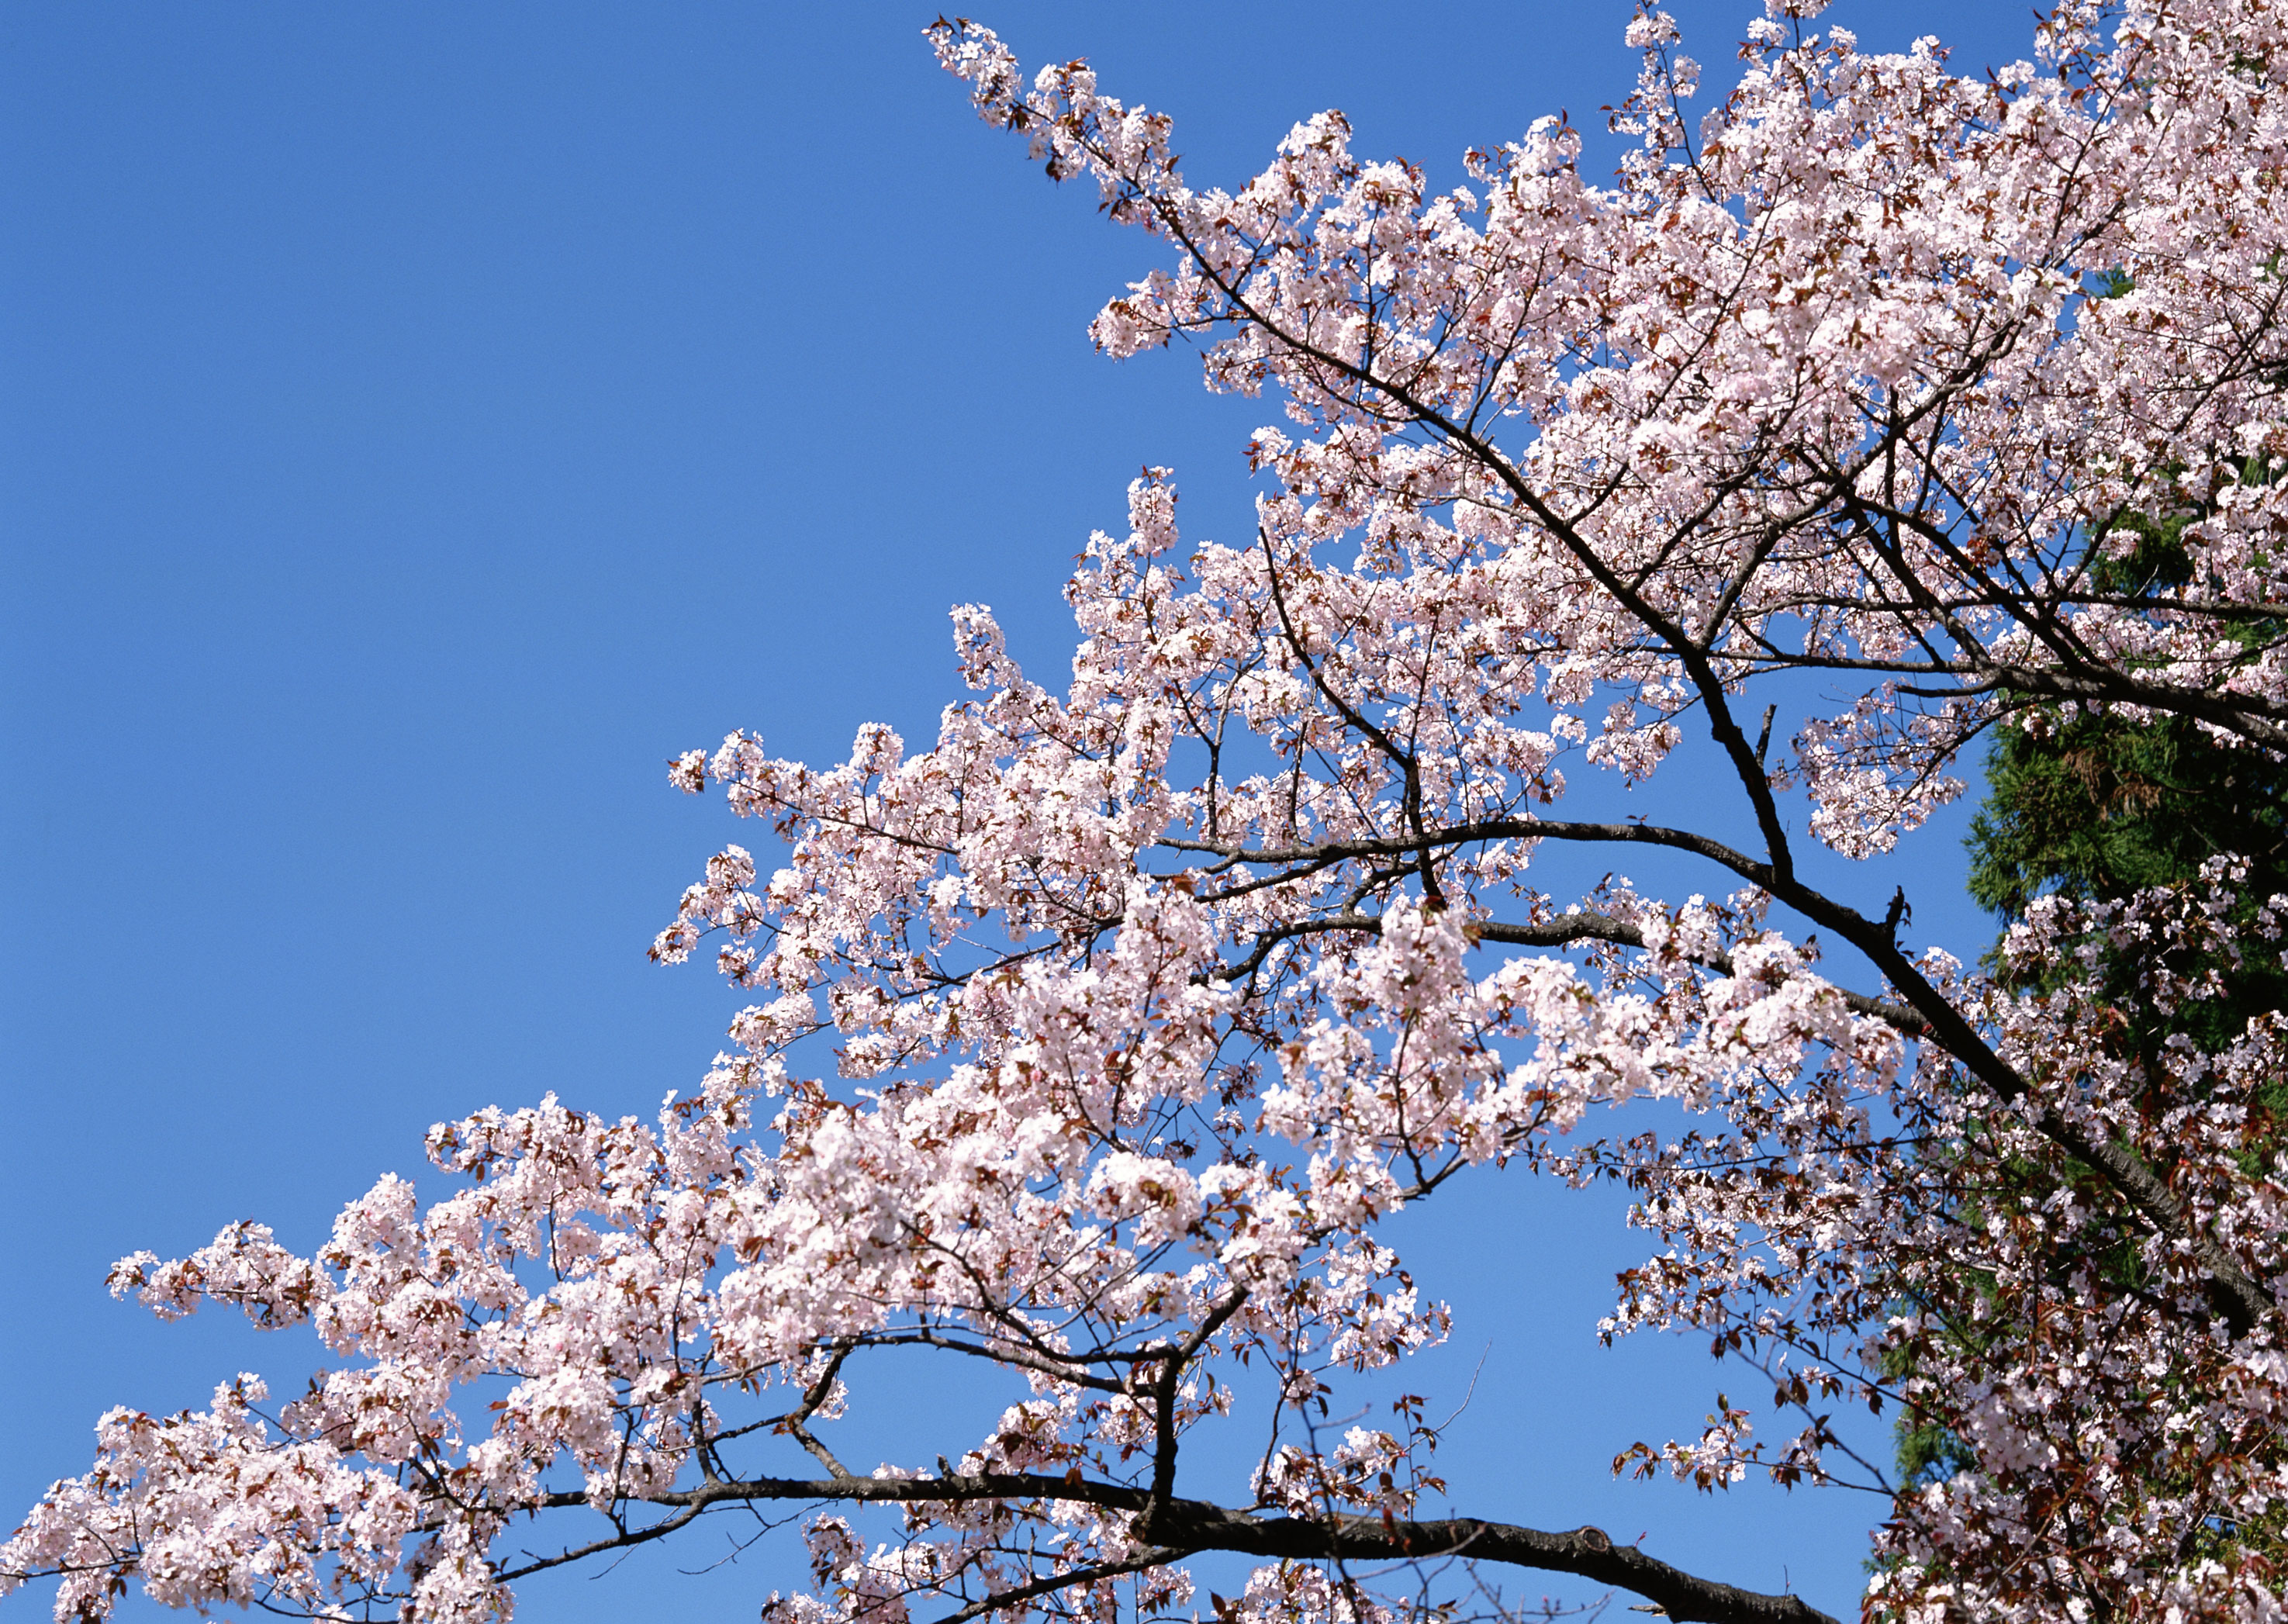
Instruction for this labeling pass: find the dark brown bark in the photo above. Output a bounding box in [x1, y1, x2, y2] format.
[544, 1472, 1840, 1624]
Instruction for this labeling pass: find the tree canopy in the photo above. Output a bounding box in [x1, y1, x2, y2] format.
[9, 3, 2288, 1622]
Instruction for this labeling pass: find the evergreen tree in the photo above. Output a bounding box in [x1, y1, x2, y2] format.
[1966, 508, 2288, 1051]
[1892, 510, 2288, 1494]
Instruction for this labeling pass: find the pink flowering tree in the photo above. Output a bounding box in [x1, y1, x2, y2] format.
[9, 2, 2288, 1620]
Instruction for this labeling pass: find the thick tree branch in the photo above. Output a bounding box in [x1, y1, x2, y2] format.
[1170, 816, 2276, 1332]
[544, 1473, 1836, 1624]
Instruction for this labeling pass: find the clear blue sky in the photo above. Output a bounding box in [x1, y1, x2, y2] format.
[2, 5, 2038, 1619]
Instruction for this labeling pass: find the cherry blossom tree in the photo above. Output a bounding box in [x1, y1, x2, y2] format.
[9, 2, 2288, 1620]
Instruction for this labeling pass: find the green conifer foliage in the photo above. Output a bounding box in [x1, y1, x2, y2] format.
[1890, 510, 2287, 1500]
[1967, 508, 2288, 1046]
[1966, 707, 2288, 1046]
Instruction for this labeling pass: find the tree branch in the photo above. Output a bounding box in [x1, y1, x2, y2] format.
[549, 1473, 1836, 1624]
[1170, 817, 2275, 1332]
[1200, 906, 1927, 1036]
[936, 1550, 1185, 1624]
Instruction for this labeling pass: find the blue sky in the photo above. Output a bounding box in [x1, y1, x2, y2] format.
[2, 4, 2043, 1619]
